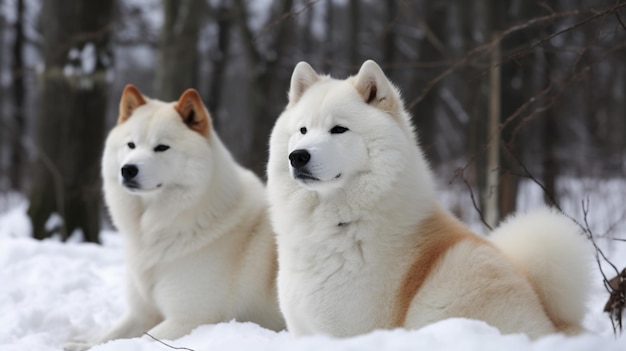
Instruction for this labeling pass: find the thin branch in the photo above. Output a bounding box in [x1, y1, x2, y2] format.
[500, 144, 563, 212]
[232, 0, 263, 64]
[455, 168, 493, 231]
[577, 199, 624, 335]
[144, 333, 196, 351]
[407, 2, 626, 109]
[615, 0, 626, 32]
[498, 138, 622, 312]
[48, 22, 115, 64]
[502, 4, 625, 66]
[233, 0, 310, 69]
[256, 0, 321, 40]
[450, 34, 625, 190]
[508, 40, 626, 145]
[552, 198, 623, 334]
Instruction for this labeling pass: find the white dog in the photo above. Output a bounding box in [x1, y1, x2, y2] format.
[266, 60, 591, 339]
[68, 85, 284, 349]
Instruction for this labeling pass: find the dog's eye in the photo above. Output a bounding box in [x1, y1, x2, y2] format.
[127, 142, 135, 149]
[300, 127, 307, 135]
[154, 144, 170, 152]
[330, 126, 349, 134]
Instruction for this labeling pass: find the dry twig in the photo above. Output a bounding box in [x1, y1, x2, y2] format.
[144, 332, 196, 351]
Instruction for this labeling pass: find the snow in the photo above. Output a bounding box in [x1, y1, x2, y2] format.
[63, 43, 98, 78]
[68, 48, 80, 60]
[246, 0, 273, 32]
[80, 43, 97, 74]
[44, 212, 62, 233]
[1, 185, 626, 351]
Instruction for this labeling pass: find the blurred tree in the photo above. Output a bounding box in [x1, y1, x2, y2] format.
[207, 0, 233, 131]
[300, 0, 314, 59]
[411, 1, 448, 165]
[9, 0, 25, 192]
[155, 0, 206, 101]
[0, 0, 621, 242]
[349, 0, 361, 67]
[381, 0, 395, 69]
[27, 1, 115, 242]
[0, 0, 4, 184]
[474, 1, 540, 225]
[496, 2, 539, 221]
[322, 0, 334, 72]
[471, 0, 498, 228]
[542, 100, 559, 206]
[234, 0, 294, 177]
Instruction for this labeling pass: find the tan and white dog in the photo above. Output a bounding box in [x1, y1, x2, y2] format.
[266, 60, 591, 339]
[68, 86, 284, 349]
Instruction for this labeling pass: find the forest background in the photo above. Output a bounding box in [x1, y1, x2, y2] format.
[0, 0, 624, 274]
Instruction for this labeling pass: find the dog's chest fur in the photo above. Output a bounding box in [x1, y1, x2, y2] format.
[277, 216, 415, 336]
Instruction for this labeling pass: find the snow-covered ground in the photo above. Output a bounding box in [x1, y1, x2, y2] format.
[1, 177, 626, 351]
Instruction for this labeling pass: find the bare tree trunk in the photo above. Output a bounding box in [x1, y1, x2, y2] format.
[349, 0, 360, 68]
[301, 0, 313, 58]
[485, 33, 501, 228]
[10, 0, 25, 191]
[476, 0, 532, 225]
[382, 0, 395, 69]
[155, 0, 206, 101]
[473, 0, 496, 228]
[411, 1, 446, 164]
[541, 48, 559, 206]
[234, 0, 294, 177]
[542, 108, 558, 205]
[322, 0, 333, 72]
[27, 1, 115, 243]
[207, 0, 233, 131]
[0, 0, 5, 186]
[497, 2, 540, 219]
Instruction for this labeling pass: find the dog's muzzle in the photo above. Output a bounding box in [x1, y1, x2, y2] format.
[289, 149, 319, 182]
[289, 149, 310, 169]
[121, 164, 139, 188]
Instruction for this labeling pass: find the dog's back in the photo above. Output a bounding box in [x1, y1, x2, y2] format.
[400, 207, 565, 338]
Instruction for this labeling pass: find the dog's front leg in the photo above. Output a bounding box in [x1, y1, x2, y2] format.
[143, 317, 212, 342]
[63, 311, 161, 351]
[99, 309, 162, 341]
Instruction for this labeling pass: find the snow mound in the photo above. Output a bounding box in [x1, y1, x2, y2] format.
[1, 198, 625, 351]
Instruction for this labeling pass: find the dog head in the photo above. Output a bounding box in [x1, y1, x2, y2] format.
[270, 60, 413, 195]
[102, 85, 212, 197]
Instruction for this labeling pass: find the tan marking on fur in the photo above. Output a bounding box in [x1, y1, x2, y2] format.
[175, 89, 211, 138]
[393, 207, 486, 327]
[268, 238, 279, 293]
[118, 84, 147, 124]
[393, 209, 567, 333]
[351, 79, 399, 113]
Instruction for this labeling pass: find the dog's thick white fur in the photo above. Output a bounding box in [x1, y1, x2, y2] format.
[68, 86, 284, 349]
[266, 60, 591, 339]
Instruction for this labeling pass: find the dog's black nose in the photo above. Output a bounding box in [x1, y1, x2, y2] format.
[289, 149, 311, 169]
[121, 164, 139, 180]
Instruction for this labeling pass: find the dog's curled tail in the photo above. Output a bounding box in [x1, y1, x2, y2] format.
[489, 207, 592, 333]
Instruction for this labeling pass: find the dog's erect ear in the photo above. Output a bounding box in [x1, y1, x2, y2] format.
[354, 60, 396, 110]
[175, 89, 211, 137]
[288, 61, 319, 107]
[118, 84, 147, 124]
